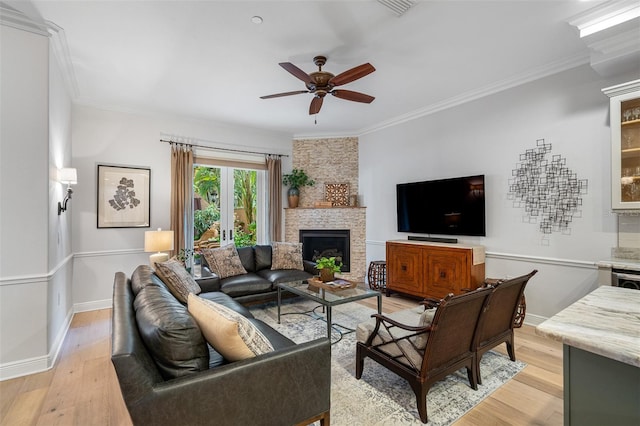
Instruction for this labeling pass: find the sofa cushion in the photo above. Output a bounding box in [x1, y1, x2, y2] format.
[220, 273, 273, 298]
[131, 264, 161, 295]
[197, 290, 255, 319]
[187, 294, 274, 362]
[257, 268, 313, 285]
[202, 245, 248, 279]
[134, 284, 209, 380]
[271, 242, 304, 271]
[154, 259, 201, 303]
[254, 245, 272, 271]
[237, 246, 256, 273]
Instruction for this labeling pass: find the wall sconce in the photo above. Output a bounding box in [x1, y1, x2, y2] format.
[144, 228, 174, 268]
[58, 168, 78, 215]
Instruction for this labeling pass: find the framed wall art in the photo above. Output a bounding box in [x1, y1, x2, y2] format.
[325, 183, 350, 206]
[97, 164, 150, 228]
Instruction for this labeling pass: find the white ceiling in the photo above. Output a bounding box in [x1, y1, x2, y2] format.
[24, 0, 612, 138]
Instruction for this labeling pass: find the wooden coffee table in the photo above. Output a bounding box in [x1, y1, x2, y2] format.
[277, 279, 382, 342]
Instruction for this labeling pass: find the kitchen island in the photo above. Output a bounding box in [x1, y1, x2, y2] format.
[536, 286, 640, 426]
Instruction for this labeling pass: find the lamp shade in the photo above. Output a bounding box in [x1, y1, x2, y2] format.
[59, 168, 78, 185]
[144, 229, 174, 252]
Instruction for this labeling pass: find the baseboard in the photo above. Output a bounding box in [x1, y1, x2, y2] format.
[74, 298, 112, 313]
[523, 313, 548, 327]
[48, 308, 74, 369]
[0, 355, 49, 381]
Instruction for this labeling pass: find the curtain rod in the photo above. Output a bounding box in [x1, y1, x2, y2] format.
[159, 139, 288, 158]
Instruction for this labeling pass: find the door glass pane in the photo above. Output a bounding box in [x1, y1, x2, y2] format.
[621, 98, 640, 202]
[233, 169, 258, 248]
[193, 166, 221, 250]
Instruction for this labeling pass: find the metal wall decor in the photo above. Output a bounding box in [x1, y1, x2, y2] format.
[508, 139, 588, 235]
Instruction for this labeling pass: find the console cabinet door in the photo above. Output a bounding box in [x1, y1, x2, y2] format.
[386, 243, 425, 295]
[386, 241, 484, 299]
[426, 248, 470, 299]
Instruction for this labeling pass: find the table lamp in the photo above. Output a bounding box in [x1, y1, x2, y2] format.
[144, 228, 174, 268]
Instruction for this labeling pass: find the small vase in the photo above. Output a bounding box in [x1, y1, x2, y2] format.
[288, 187, 300, 208]
[320, 268, 335, 283]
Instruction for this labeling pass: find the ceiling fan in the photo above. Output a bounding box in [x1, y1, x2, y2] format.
[260, 56, 376, 115]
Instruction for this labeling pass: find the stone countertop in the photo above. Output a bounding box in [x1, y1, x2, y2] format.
[595, 257, 640, 272]
[536, 286, 640, 368]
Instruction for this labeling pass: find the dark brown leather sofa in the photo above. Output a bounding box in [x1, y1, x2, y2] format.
[198, 244, 318, 304]
[111, 266, 331, 426]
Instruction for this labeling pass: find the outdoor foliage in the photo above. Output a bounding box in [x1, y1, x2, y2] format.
[194, 204, 219, 240]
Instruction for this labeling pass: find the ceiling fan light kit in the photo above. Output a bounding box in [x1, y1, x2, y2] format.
[261, 55, 376, 115]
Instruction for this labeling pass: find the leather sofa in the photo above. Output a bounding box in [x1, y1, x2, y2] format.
[111, 265, 331, 426]
[198, 244, 318, 304]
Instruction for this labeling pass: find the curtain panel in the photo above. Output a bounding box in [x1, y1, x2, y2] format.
[266, 155, 282, 242]
[170, 143, 194, 256]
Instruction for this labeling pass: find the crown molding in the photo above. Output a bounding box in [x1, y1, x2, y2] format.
[568, 0, 640, 78]
[46, 20, 80, 98]
[568, 0, 640, 38]
[353, 53, 589, 137]
[0, 1, 48, 36]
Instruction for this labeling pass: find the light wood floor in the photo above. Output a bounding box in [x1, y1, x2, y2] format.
[1, 294, 563, 426]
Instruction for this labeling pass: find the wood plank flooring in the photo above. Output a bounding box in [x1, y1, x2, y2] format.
[0, 294, 563, 425]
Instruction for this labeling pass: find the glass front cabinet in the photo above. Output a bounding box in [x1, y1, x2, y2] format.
[603, 80, 640, 210]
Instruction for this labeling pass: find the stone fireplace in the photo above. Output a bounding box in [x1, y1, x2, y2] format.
[284, 137, 366, 281]
[300, 229, 350, 272]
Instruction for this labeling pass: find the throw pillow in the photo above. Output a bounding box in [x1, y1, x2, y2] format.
[271, 241, 303, 270]
[201, 245, 247, 279]
[154, 259, 201, 303]
[187, 294, 274, 361]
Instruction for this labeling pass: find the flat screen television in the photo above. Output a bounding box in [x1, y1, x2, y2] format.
[396, 174, 486, 237]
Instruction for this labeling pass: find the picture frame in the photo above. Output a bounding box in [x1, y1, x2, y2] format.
[97, 164, 150, 228]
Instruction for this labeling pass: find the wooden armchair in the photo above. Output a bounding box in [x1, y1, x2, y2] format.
[355, 286, 494, 424]
[473, 270, 537, 384]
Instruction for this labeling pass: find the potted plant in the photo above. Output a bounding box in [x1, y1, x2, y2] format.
[283, 168, 315, 208]
[315, 256, 342, 282]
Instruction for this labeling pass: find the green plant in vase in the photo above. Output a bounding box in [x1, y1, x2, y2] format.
[282, 168, 315, 208]
[315, 256, 342, 282]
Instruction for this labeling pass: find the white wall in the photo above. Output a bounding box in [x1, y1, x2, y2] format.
[47, 35, 74, 361]
[0, 23, 64, 379]
[71, 105, 293, 310]
[360, 65, 638, 323]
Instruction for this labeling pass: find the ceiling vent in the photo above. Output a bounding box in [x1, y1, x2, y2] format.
[377, 0, 414, 16]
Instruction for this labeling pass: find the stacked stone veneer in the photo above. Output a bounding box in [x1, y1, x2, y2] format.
[285, 137, 366, 281]
[285, 207, 366, 281]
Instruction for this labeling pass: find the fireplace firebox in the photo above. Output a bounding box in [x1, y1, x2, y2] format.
[299, 229, 350, 272]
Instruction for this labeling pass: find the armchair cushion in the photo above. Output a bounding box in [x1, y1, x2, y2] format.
[271, 241, 304, 271]
[188, 294, 274, 362]
[202, 245, 248, 279]
[154, 259, 201, 303]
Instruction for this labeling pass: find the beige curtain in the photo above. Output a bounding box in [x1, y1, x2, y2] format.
[170, 143, 194, 257]
[266, 155, 282, 242]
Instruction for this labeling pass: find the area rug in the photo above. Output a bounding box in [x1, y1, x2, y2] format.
[250, 299, 526, 426]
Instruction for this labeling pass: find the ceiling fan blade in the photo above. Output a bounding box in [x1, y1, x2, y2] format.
[331, 89, 375, 104]
[309, 96, 324, 115]
[260, 90, 309, 99]
[329, 63, 375, 86]
[279, 62, 313, 84]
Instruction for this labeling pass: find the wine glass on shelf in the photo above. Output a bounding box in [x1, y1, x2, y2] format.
[633, 107, 640, 121]
[623, 109, 632, 122]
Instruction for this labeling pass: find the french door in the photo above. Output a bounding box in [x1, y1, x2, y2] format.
[193, 165, 264, 249]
